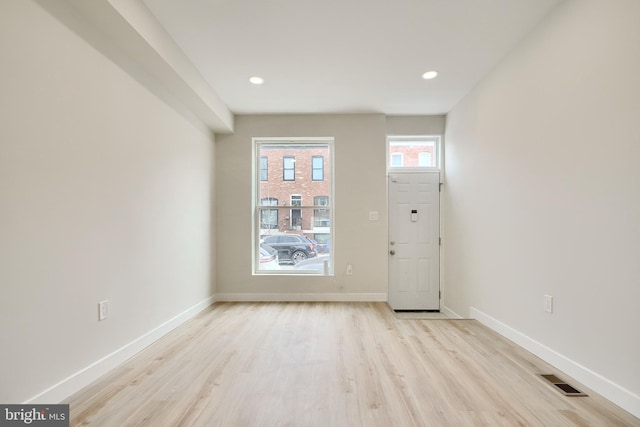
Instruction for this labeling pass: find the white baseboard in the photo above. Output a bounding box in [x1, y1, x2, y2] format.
[441, 305, 463, 319]
[26, 295, 216, 404]
[214, 293, 388, 302]
[470, 307, 640, 419]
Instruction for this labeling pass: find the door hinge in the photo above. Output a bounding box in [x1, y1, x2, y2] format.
[439, 237, 441, 246]
[439, 182, 443, 192]
[439, 290, 441, 299]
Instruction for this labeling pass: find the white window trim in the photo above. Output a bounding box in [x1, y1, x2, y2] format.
[252, 137, 335, 276]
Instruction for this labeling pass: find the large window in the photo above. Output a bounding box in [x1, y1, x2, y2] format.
[254, 138, 334, 275]
[388, 135, 441, 169]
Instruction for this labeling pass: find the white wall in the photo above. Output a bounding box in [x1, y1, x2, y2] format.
[0, 0, 215, 403]
[443, 0, 640, 416]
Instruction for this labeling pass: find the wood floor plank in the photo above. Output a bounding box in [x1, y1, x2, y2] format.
[66, 302, 640, 427]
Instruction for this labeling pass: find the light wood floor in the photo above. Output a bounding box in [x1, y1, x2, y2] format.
[67, 302, 639, 426]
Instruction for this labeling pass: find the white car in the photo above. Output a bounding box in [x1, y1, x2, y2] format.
[259, 243, 280, 270]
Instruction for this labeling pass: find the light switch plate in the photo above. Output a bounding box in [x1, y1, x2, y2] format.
[98, 300, 109, 321]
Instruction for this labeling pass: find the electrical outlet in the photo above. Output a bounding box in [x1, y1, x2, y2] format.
[346, 264, 353, 275]
[543, 295, 553, 313]
[98, 300, 109, 321]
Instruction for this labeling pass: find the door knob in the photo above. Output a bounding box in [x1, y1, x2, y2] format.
[389, 250, 395, 255]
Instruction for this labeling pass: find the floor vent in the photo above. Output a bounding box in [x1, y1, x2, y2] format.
[540, 374, 588, 396]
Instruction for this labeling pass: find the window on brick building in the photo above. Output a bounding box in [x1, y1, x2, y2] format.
[283, 156, 295, 181]
[253, 138, 334, 275]
[260, 156, 268, 181]
[312, 156, 324, 181]
[290, 195, 302, 229]
[313, 196, 330, 227]
[260, 197, 278, 229]
[391, 153, 403, 167]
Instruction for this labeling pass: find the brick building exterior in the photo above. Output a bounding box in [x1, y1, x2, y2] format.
[258, 145, 331, 249]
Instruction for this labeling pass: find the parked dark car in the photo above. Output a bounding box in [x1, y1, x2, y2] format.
[261, 234, 317, 264]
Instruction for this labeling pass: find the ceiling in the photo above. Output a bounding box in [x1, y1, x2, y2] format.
[141, 0, 561, 116]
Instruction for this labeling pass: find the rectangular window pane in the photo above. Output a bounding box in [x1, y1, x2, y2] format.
[313, 196, 329, 227]
[418, 152, 432, 167]
[255, 140, 333, 275]
[260, 156, 268, 181]
[260, 197, 278, 229]
[312, 156, 324, 181]
[283, 156, 295, 181]
[391, 153, 403, 167]
[388, 136, 440, 169]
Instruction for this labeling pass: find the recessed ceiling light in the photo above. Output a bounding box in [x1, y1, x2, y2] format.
[249, 76, 264, 85]
[422, 70, 438, 80]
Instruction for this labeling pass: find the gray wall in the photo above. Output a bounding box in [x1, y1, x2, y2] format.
[385, 115, 446, 136]
[215, 114, 445, 299]
[216, 114, 388, 298]
[443, 0, 640, 414]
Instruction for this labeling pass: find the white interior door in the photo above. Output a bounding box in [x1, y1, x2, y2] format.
[388, 172, 440, 310]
